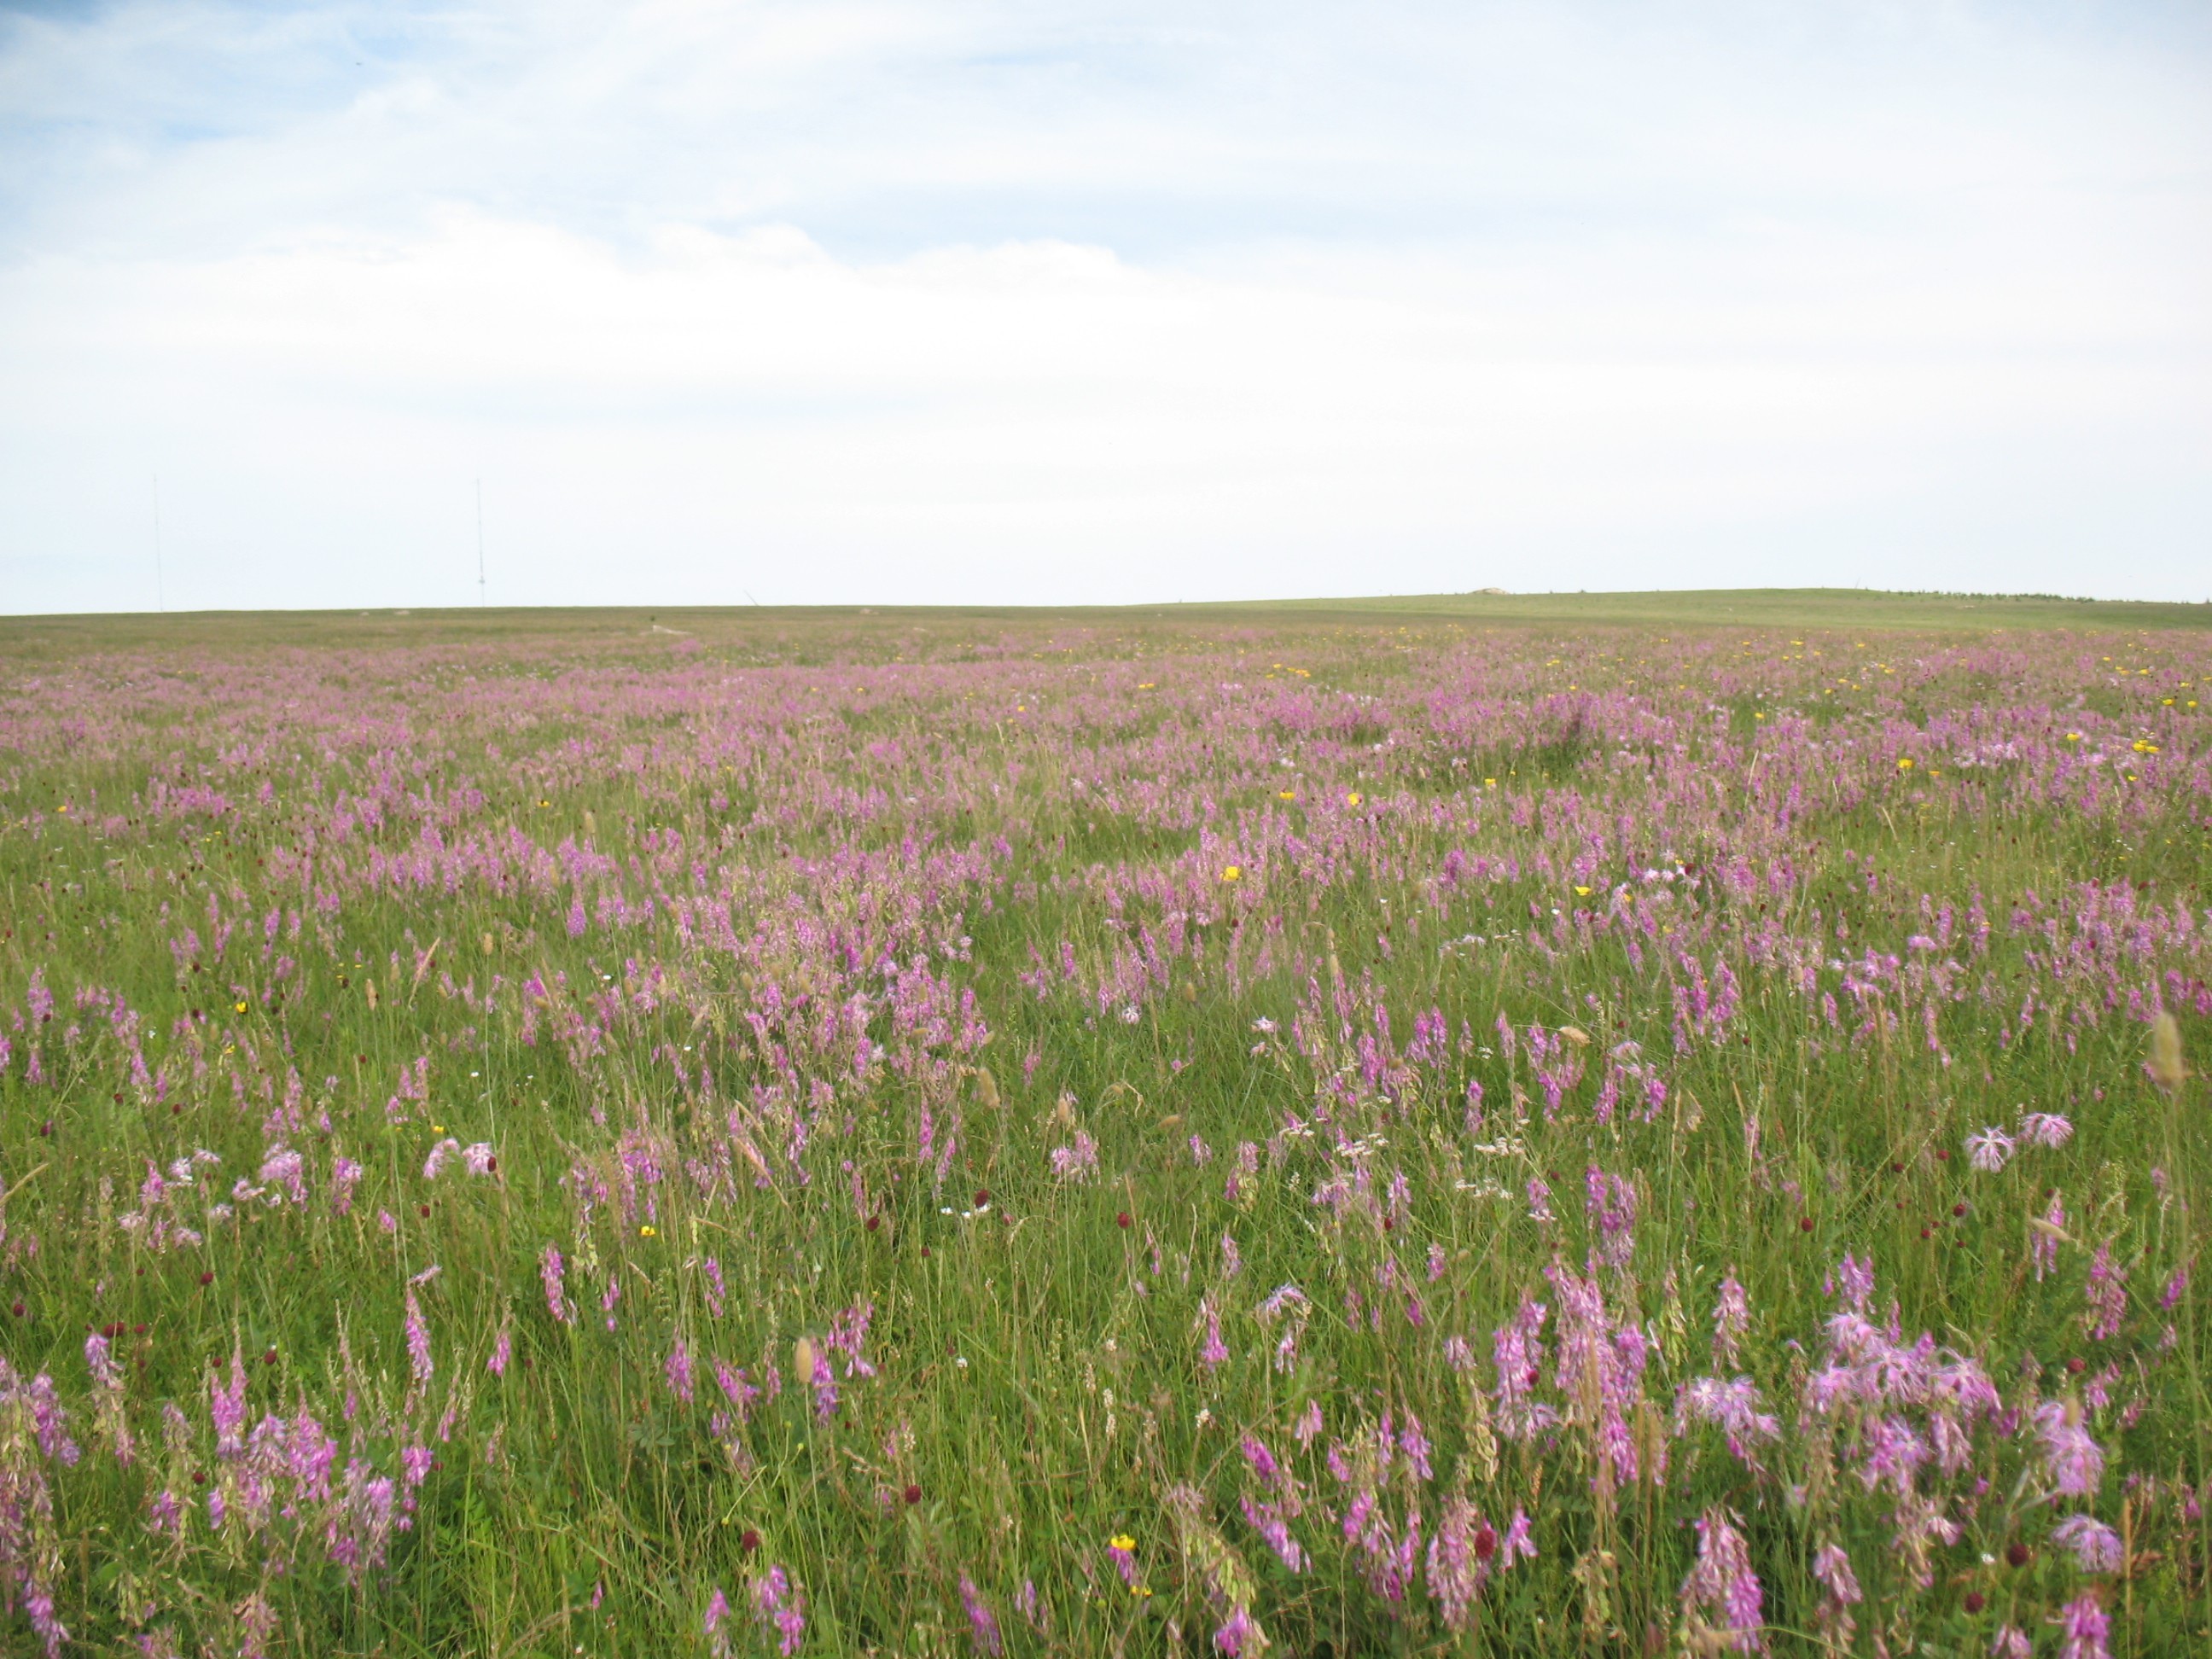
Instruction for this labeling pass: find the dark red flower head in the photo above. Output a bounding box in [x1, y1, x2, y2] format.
[903, 1483, 923, 1506]
[1116, 1211, 1132, 1230]
[1472, 1524, 1497, 1562]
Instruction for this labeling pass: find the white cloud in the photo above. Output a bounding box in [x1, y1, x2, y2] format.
[3, 1, 2209, 610]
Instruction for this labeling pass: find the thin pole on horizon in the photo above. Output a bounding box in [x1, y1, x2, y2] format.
[153, 474, 164, 613]
[475, 478, 486, 607]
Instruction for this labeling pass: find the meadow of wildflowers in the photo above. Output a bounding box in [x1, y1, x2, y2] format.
[0, 605, 2205, 1656]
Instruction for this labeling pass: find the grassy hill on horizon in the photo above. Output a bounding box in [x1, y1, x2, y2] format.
[4, 585, 2212, 661]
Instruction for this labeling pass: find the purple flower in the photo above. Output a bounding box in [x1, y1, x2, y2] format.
[1214, 1605, 1260, 1655]
[958, 1574, 1002, 1656]
[2035, 1400, 2105, 1496]
[330, 1156, 364, 1215]
[1499, 1506, 1535, 1565]
[751, 1564, 807, 1656]
[1712, 1272, 1750, 1371]
[1490, 1295, 1556, 1441]
[1107, 1534, 1139, 1588]
[1239, 1435, 1282, 1487]
[1398, 1411, 1433, 1481]
[2052, 1596, 2110, 1659]
[210, 1349, 247, 1458]
[2033, 1193, 2068, 1281]
[666, 1339, 696, 1405]
[2052, 1514, 2124, 1572]
[1680, 1507, 1764, 1652]
[405, 1288, 434, 1387]
[1583, 1166, 1637, 1266]
[1831, 1253, 1876, 1312]
[1423, 1493, 1490, 1631]
[1241, 1495, 1307, 1572]
[705, 1587, 735, 1659]
[541, 1245, 574, 1325]
[1197, 1295, 1229, 1371]
[258, 1144, 307, 1203]
[807, 1346, 839, 1423]
[1810, 1541, 1860, 1641]
[1674, 1376, 1779, 1466]
[2020, 1111, 2074, 1148]
[2083, 1243, 2127, 1341]
[1525, 1178, 1553, 1224]
[1049, 1132, 1099, 1182]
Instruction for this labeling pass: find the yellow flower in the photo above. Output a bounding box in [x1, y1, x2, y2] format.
[1109, 1534, 1137, 1551]
[1484, 777, 1497, 788]
[1574, 886, 1592, 897]
[1220, 865, 1242, 882]
[1346, 792, 1362, 806]
[432, 1124, 445, 1133]
[2132, 739, 2159, 754]
[1138, 682, 1155, 690]
[640, 1225, 657, 1237]
[1277, 790, 1295, 800]
[2065, 731, 2082, 742]
[233, 1000, 248, 1014]
[1895, 758, 1913, 771]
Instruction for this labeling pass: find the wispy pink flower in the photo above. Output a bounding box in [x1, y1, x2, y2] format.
[1965, 1127, 2013, 1173]
[2034, 1400, 2105, 1496]
[1712, 1272, 1750, 1371]
[1049, 1132, 1098, 1182]
[2083, 1243, 2127, 1341]
[2052, 1513, 2124, 1572]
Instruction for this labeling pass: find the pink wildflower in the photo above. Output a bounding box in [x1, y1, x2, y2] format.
[2052, 1514, 2124, 1572]
[2052, 1596, 2110, 1659]
[1680, 1507, 1764, 1652]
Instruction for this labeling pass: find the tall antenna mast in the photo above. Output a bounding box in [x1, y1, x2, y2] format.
[153, 473, 165, 613]
[475, 477, 486, 606]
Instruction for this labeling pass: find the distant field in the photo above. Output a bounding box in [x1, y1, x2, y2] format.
[0, 602, 2206, 1656]
[5, 585, 2211, 660]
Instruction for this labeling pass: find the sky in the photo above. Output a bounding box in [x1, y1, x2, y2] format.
[2, 1, 2209, 614]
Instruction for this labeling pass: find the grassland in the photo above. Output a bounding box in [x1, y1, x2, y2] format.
[0, 591, 2205, 1656]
